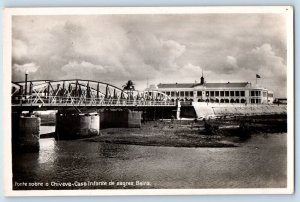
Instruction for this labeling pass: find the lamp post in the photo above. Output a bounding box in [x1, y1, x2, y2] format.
[24, 70, 28, 97]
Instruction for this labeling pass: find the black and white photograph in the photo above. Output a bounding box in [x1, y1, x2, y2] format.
[4, 7, 294, 196]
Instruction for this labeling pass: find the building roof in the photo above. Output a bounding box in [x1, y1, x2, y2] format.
[157, 82, 250, 89]
[203, 82, 250, 88]
[157, 83, 196, 88]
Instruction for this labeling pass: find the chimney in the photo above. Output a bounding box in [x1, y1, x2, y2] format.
[200, 69, 204, 85]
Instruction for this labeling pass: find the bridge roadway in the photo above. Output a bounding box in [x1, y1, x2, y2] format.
[11, 79, 177, 112]
[11, 97, 177, 112]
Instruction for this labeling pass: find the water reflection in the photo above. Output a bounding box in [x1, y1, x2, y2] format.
[13, 132, 287, 190]
[38, 139, 56, 164]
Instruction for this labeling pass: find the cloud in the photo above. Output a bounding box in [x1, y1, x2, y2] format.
[238, 43, 286, 80]
[13, 63, 39, 73]
[12, 39, 28, 62]
[62, 60, 105, 72]
[11, 14, 287, 97]
[226, 56, 238, 68]
[12, 63, 40, 81]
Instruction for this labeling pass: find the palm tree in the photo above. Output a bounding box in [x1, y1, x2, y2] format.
[123, 80, 135, 91]
[123, 80, 135, 100]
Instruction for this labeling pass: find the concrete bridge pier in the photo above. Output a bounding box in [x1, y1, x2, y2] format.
[12, 112, 40, 153]
[55, 112, 100, 140]
[100, 109, 142, 129]
[128, 111, 142, 128]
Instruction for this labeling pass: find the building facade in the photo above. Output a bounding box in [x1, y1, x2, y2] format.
[153, 76, 274, 104]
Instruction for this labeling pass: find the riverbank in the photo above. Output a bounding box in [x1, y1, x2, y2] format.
[84, 114, 286, 148]
[87, 120, 237, 147]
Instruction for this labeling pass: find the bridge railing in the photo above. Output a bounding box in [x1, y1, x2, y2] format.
[11, 95, 176, 107]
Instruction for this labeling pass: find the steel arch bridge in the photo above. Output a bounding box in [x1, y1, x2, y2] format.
[11, 79, 175, 109]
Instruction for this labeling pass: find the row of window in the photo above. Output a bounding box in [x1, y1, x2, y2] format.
[162, 90, 272, 98]
[163, 90, 246, 97]
[250, 99, 262, 104]
[200, 98, 247, 103]
[173, 98, 247, 103]
[203, 90, 245, 97]
[165, 91, 194, 97]
[250, 90, 261, 97]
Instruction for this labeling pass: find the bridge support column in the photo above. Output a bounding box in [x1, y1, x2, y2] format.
[55, 113, 100, 140]
[100, 109, 141, 129]
[128, 111, 142, 128]
[176, 100, 181, 120]
[12, 113, 40, 153]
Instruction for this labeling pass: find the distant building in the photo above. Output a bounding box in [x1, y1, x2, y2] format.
[155, 75, 274, 104]
[273, 98, 287, 105]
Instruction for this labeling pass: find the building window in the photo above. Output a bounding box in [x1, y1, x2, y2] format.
[215, 91, 219, 96]
[250, 90, 261, 97]
[235, 91, 240, 96]
[185, 91, 189, 97]
[166, 91, 170, 96]
[171, 91, 175, 97]
[210, 91, 215, 97]
[206, 91, 209, 96]
[220, 91, 224, 97]
[251, 99, 255, 103]
[230, 99, 235, 103]
[197, 91, 202, 96]
[225, 91, 229, 97]
[240, 91, 245, 96]
[230, 91, 234, 96]
[190, 91, 194, 97]
[180, 91, 184, 97]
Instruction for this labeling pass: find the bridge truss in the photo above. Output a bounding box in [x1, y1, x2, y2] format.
[11, 79, 175, 108]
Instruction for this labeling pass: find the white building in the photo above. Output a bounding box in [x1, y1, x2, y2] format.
[155, 76, 274, 104]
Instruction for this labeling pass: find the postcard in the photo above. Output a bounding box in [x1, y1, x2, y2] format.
[3, 6, 294, 196]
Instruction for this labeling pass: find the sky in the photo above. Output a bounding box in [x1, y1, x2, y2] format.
[12, 13, 287, 97]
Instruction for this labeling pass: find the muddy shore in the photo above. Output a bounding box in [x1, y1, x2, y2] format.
[40, 114, 287, 148]
[84, 114, 287, 148]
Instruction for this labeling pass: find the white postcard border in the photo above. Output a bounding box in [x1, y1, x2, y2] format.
[3, 6, 294, 196]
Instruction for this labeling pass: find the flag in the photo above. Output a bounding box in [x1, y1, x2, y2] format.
[256, 74, 261, 78]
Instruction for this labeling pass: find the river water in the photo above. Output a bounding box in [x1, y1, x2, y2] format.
[13, 126, 287, 190]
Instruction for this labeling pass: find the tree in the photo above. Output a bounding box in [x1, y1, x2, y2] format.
[123, 80, 135, 91]
[123, 80, 135, 100]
